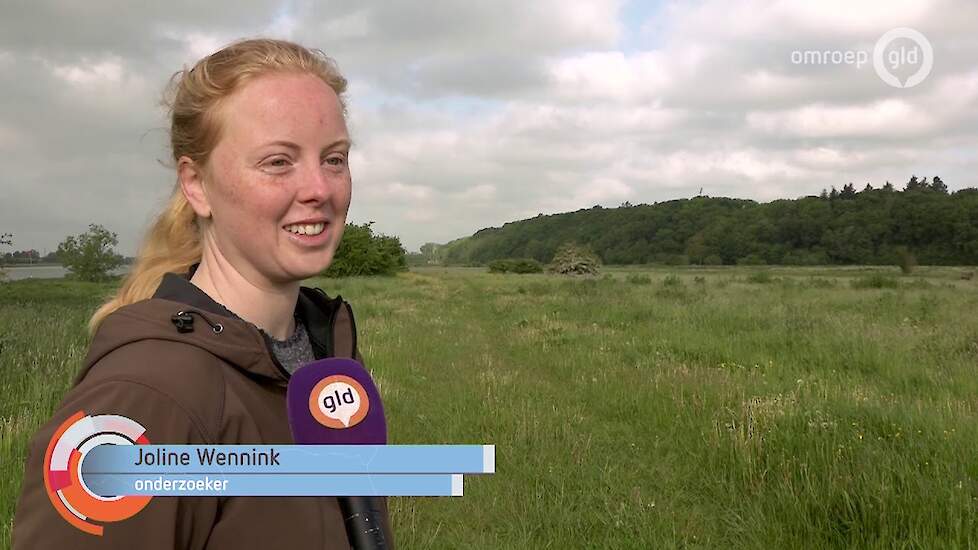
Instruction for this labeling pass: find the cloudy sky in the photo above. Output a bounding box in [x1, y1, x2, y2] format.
[1, 1, 976, 256]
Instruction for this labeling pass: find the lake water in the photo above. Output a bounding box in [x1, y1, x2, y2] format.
[1, 265, 130, 281]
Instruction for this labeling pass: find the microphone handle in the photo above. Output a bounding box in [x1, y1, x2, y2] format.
[338, 496, 389, 549]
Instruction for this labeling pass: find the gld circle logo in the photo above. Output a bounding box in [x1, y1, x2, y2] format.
[308, 374, 370, 429]
[873, 27, 933, 88]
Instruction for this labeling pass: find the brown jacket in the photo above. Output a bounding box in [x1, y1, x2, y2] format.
[12, 264, 394, 549]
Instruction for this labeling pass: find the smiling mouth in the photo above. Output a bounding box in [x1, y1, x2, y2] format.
[283, 222, 326, 236]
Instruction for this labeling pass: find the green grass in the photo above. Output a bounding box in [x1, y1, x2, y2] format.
[3, 266, 978, 548]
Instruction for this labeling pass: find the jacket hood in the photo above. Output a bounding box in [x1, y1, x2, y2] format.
[76, 263, 348, 387]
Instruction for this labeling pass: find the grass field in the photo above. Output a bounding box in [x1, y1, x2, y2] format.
[2, 265, 978, 548]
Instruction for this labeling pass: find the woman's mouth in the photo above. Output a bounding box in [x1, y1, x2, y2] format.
[283, 222, 329, 245]
[283, 222, 325, 236]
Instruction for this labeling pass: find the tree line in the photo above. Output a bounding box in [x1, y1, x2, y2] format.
[433, 176, 978, 266]
[1, 222, 407, 282]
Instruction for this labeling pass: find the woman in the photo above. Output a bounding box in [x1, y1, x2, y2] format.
[13, 38, 394, 549]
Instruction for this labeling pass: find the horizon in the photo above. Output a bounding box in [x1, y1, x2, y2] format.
[2, 174, 972, 256]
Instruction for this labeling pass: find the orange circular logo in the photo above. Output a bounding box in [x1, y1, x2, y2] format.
[308, 375, 369, 429]
[44, 411, 153, 536]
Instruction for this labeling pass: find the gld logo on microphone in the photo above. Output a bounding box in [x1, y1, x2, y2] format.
[309, 374, 370, 429]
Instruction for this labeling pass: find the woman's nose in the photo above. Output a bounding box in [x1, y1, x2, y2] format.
[298, 161, 333, 203]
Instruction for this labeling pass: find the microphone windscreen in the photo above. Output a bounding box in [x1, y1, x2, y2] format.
[286, 358, 387, 445]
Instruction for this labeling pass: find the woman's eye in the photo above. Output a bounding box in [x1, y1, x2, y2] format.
[260, 157, 293, 174]
[324, 155, 347, 167]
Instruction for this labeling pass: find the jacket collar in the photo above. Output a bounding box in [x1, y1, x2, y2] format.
[152, 262, 344, 359]
[77, 263, 346, 388]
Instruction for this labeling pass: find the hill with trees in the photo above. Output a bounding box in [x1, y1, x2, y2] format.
[434, 176, 978, 266]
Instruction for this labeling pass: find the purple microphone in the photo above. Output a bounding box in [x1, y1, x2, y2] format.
[286, 357, 391, 549]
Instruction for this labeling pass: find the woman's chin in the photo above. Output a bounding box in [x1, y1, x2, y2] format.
[289, 257, 334, 281]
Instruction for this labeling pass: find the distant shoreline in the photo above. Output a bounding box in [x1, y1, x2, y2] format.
[1, 264, 130, 281]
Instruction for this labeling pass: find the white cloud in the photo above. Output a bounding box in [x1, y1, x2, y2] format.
[2, 1, 977, 255]
[385, 182, 433, 201]
[746, 99, 937, 138]
[52, 57, 125, 86]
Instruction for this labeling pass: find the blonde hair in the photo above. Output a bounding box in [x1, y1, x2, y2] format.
[87, 38, 348, 337]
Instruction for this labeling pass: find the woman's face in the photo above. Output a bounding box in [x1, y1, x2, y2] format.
[193, 71, 352, 286]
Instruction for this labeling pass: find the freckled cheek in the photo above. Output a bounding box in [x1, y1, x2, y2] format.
[216, 173, 289, 234]
[335, 175, 354, 210]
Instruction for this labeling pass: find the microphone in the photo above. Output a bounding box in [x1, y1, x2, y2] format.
[286, 357, 390, 549]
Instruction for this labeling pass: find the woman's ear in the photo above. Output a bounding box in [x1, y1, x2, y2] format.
[177, 156, 212, 219]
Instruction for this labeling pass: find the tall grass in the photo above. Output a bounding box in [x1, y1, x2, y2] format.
[2, 266, 977, 548]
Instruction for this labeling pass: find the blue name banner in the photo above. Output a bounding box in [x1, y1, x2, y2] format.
[82, 444, 495, 475]
[83, 473, 464, 497]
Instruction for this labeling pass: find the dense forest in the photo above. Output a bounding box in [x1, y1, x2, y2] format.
[430, 176, 978, 266]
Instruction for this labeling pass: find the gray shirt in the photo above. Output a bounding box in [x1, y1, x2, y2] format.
[266, 315, 317, 374]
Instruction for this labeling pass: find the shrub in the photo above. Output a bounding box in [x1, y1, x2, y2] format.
[548, 242, 601, 276]
[488, 259, 511, 273]
[512, 258, 544, 273]
[488, 258, 544, 274]
[323, 222, 407, 277]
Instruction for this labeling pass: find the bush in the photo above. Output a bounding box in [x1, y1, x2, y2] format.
[488, 258, 544, 274]
[548, 242, 601, 276]
[488, 259, 510, 273]
[513, 259, 544, 273]
[323, 222, 407, 277]
[56, 224, 125, 282]
[850, 273, 899, 289]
